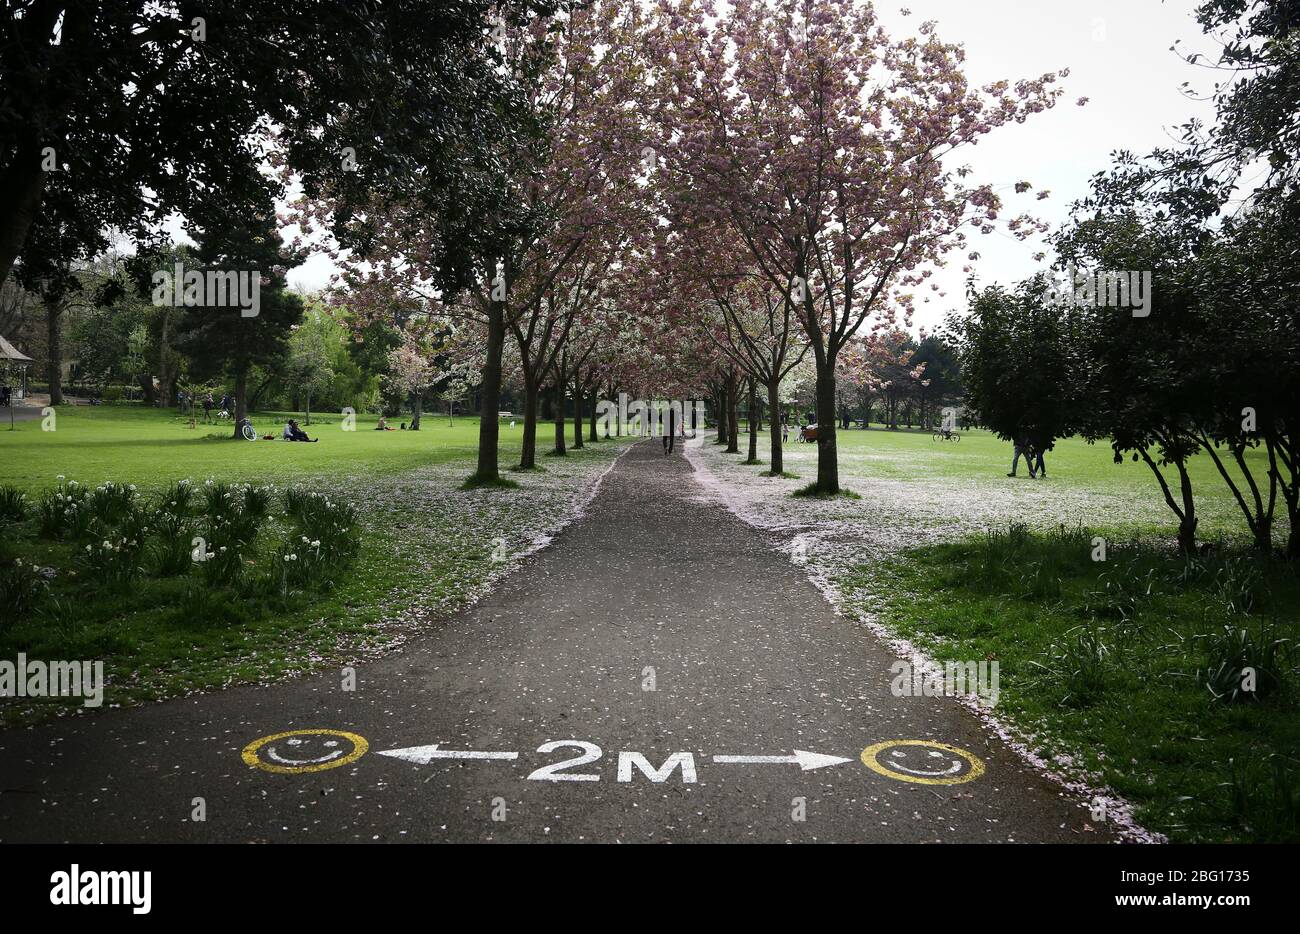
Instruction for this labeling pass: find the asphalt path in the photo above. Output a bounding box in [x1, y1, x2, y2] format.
[0, 439, 1113, 842]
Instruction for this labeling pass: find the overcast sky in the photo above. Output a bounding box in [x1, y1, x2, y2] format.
[871, 0, 1217, 333]
[283, 0, 1219, 334]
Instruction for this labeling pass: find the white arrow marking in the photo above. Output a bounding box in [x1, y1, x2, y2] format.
[377, 744, 519, 765]
[712, 750, 854, 771]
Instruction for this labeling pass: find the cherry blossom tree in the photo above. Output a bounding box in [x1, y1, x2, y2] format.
[384, 333, 438, 430]
[649, 0, 1065, 492]
[665, 223, 809, 472]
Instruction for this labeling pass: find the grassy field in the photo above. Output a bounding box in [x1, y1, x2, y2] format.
[793, 427, 1296, 843]
[0, 404, 514, 491]
[833, 424, 1272, 537]
[842, 528, 1299, 843]
[0, 404, 625, 725]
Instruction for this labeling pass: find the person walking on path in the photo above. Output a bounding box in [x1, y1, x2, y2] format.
[662, 405, 677, 455]
[202, 392, 213, 424]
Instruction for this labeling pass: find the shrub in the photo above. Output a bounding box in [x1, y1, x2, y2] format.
[1212, 556, 1266, 616]
[1224, 754, 1300, 843]
[77, 534, 144, 587]
[195, 524, 247, 588]
[0, 557, 48, 627]
[1085, 558, 1157, 622]
[87, 481, 137, 526]
[37, 478, 88, 539]
[1029, 624, 1112, 707]
[1196, 622, 1290, 703]
[284, 489, 360, 571]
[0, 485, 27, 522]
[149, 509, 194, 576]
[241, 483, 274, 520]
[158, 479, 196, 517]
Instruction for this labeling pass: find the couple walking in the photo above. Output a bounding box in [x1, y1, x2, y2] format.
[1009, 431, 1049, 479]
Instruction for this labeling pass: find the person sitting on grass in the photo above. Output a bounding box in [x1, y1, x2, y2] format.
[376, 416, 395, 431]
[284, 418, 318, 442]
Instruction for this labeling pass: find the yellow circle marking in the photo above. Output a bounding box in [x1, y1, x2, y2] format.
[241, 729, 369, 775]
[860, 739, 985, 786]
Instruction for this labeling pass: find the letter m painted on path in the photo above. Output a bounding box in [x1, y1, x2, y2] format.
[617, 751, 698, 783]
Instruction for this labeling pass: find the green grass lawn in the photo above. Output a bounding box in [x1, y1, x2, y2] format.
[0, 404, 622, 725]
[0, 404, 516, 491]
[832, 424, 1270, 528]
[842, 529, 1299, 843]
[780, 427, 1299, 843]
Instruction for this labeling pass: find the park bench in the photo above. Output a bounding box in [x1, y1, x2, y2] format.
[498, 411, 514, 422]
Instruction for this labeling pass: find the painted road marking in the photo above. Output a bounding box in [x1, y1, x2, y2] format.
[242, 729, 369, 775]
[377, 744, 520, 765]
[860, 740, 985, 785]
[712, 750, 854, 771]
[245, 733, 984, 786]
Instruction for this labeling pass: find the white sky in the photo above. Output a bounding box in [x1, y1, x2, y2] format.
[874, 0, 1217, 333]
[281, 0, 1218, 334]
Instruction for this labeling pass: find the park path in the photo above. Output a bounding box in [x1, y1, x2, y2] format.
[0, 440, 1112, 842]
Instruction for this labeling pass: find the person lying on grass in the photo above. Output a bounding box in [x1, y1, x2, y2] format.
[283, 418, 318, 442]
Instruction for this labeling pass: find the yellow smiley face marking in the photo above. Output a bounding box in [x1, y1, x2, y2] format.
[241, 729, 369, 774]
[860, 739, 985, 785]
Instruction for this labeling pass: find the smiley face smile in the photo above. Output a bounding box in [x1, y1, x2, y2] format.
[265, 737, 345, 767]
[884, 748, 963, 777]
[860, 740, 986, 785]
[242, 729, 369, 774]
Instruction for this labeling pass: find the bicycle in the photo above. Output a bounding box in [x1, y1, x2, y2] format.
[931, 428, 961, 442]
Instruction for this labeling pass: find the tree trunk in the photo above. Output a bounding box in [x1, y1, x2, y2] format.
[714, 385, 727, 445]
[726, 371, 740, 453]
[159, 311, 178, 407]
[814, 362, 839, 494]
[474, 299, 505, 482]
[44, 296, 63, 405]
[552, 378, 567, 456]
[305, 390, 312, 426]
[410, 392, 422, 430]
[767, 380, 783, 475]
[0, 141, 45, 288]
[520, 378, 539, 469]
[572, 375, 584, 449]
[231, 368, 248, 439]
[1175, 462, 1197, 554]
[745, 378, 759, 463]
[588, 385, 598, 441]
